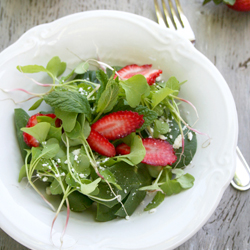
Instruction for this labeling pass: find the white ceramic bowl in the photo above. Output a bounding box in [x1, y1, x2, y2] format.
[0, 10, 238, 250]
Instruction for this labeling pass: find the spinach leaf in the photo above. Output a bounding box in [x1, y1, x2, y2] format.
[14, 108, 30, 161]
[68, 191, 93, 212]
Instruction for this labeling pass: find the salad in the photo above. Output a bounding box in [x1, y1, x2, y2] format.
[14, 56, 197, 227]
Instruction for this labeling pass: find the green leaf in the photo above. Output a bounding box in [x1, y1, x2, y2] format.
[21, 122, 51, 144]
[44, 90, 92, 121]
[65, 173, 78, 188]
[119, 75, 150, 108]
[41, 138, 60, 159]
[46, 56, 66, 77]
[29, 98, 43, 111]
[47, 126, 62, 141]
[80, 178, 102, 195]
[77, 113, 91, 138]
[96, 202, 121, 222]
[159, 169, 194, 196]
[74, 61, 89, 74]
[117, 133, 146, 165]
[100, 169, 122, 190]
[144, 191, 165, 211]
[151, 87, 175, 109]
[68, 191, 93, 212]
[153, 119, 169, 138]
[133, 106, 158, 131]
[115, 188, 146, 217]
[96, 80, 120, 114]
[177, 173, 195, 189]
[18, 165, 27, 182]
[50, 178, 63, 195]
[164, 77, 181, 93]
[65, 121, 82, 140]
[95, 69, 110, 101]
[17, 65, 47, 74]
[223, 0, 236, 5]
[202, 0, 212, 4]
[14, 108, 30, 161]
[166, 116, 197, 168]
[55, 108, 78, 132]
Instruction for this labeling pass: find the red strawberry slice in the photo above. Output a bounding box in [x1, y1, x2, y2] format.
[116, 138, 177, 166]
[227, 0, 250, 11]
[23, 113, 59, 148]
[91, 111, 144, 141]
[116, 143, 130, 155]
[114, 64, 162, 85]
[87, 129, 116, 157]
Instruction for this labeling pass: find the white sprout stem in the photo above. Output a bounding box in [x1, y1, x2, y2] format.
[87, 85, 100, 99]
[86, 58, 123, 79]
[25, 154, 56, 211]
[104, 179, 129, 218]
[170, 94, 199, 119]
[1, 88, 44, 96]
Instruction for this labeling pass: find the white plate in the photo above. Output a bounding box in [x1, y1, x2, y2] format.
[0, 10, 238, 250]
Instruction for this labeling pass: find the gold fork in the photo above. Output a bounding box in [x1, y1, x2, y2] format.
[154, 0, 195, 44]
[154, 0, 250, 191]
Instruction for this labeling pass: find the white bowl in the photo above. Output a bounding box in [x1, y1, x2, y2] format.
[0, 10, 238, 250]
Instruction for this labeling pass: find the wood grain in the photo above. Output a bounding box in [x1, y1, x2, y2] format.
[0, 0, 250, 249]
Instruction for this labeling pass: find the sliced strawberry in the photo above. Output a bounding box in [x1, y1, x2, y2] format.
[116, 138, 177, 166]
[114, 64, 162, 85]
[116, 143, 130, 155]
[23, 113, 59, 148]
[91, 111, 144, 141]
[87, 129, 116, 157]
[227, 0, 250, 11]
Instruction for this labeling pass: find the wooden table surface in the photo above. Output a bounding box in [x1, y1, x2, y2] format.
[0, 0, 250, 249]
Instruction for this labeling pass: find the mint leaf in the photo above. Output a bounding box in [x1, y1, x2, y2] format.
[44, 91, 92, 121]
[119, 75, 150, 108]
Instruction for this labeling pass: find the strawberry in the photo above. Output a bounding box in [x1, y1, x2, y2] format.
[91, 111, 144, 141]
[23, 113, 59, 148]
[87, 129, 116, 157]
[116, 143, 130, 155]
[227, 0, 250, 11]
[114, 64, 162, 85]
[116, 138, 177, 166]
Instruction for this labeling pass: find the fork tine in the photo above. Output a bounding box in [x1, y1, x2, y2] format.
[167, 0, 182, 30]
[154, 0, 167, 27]
[161, 0, 175, 30]
[174, 0, 196, 43]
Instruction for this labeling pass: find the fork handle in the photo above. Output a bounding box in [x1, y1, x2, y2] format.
[231, 146, 250, 191]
